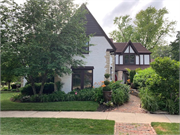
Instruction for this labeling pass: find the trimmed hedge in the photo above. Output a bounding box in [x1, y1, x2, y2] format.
[21, 83, 54, 95]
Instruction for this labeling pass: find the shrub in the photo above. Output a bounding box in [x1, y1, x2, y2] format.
[110, 81, 130, 105]
[139, 88, 159, 112]
[11, 84, 17, 89]
[135, 58, 179, 114]
[133, 67, 156, 89]
[129, 70, 136, 83]
[104, 73, 110, 79]
[30, 94, 40, 102]
[21, 83, 54, 95]
[112, 88, 125, 105]
[92, 87, 104, 103]
[103, 85, 111, 91]
[104, 80, 110, 85]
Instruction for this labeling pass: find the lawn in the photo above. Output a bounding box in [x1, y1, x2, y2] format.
[1, 118, 115, 134]
[1, 91, 99, 111]
[151, 122, 180, 135]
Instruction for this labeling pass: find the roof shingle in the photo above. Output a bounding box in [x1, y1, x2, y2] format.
[114, 42, 151, 54]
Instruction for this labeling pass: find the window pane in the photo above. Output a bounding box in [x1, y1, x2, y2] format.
[124, 55, 129, 64]
[130, 55, 135, 64]
[72, 74, 81, 90]
[84, 74, 92, 89]
[84, 70, 92, 74]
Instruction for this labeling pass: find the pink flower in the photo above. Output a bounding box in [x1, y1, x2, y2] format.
[75, 92, 77, 95]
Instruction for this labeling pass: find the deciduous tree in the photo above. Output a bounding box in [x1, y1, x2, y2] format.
[170, 32, 179, 61]
[1, 0, 90, 95]
[110, 6, 176, 52]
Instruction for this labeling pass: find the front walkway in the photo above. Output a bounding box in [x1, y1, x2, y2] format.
[108, 94, 148, 113]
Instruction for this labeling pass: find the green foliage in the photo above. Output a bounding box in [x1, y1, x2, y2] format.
[129, 70, 136, 83]
[109, 15, 134, 42]
[110, 81, 130, 105]
[103, 85, 111, 91]
[1, 0, 90, 95]
[134, 57, 179, 114]
[125, 68, 131, 74]
[92, 87, 104, 103]
[21, 83, 54, 96]
[104, 80, 110, 85]
[104, 73, 110, 79]
[170, 33, 179, 61]
[133, 67, 156, 89]
[139, 88, 159, 112]
[110, 6, 176, 51]
[151, 45, 172, 59]
[2, 92, 99, 111]
[55, 81, 64, 91]
[104, 101, 114, 107]
[112, 88, 125, 105]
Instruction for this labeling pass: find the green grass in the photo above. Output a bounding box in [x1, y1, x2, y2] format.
[1, 118, 115, 134]
[1, 91, 99, 111]
[151, 122, 180, 135]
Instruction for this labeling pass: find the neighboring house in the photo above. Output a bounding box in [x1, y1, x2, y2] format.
[114, 40, 151, 83]
[21, 5, 151, 93]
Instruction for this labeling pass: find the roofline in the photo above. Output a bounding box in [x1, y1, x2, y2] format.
[121, 40, 139, 54]
[83, 4, 116, 51]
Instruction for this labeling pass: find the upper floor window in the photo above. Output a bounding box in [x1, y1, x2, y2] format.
[124, 54, 135, 65]
[82, 42, 89, 54]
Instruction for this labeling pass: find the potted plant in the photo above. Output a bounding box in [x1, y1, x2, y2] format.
[103, 73, 112, 102]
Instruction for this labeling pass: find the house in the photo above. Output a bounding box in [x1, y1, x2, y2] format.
[21, 5, 151, 93]
[55, 5, 151, 93]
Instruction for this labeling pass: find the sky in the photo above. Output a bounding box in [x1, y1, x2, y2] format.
[15, 0, 180, 44]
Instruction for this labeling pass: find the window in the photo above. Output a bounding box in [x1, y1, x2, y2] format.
[124, 54, 135, 64]
[72, 68, 93, 90]
[82, 42, 89, 54]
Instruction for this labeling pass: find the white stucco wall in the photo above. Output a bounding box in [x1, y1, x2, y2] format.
[60, 36, 113, 93]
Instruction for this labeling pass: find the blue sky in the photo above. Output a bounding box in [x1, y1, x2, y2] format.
[15, 0, 180, 44]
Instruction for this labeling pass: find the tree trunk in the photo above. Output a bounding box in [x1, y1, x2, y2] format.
[39, 71, 48, 95]
[28, 75, 36, 95]
[31, 82, 36, 95]
[7, 81, 11, 90]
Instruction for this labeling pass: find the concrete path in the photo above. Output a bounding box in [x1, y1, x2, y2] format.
[1, 111, 180, 123]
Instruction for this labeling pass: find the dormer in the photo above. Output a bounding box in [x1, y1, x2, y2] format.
[114, 40, 151, 66]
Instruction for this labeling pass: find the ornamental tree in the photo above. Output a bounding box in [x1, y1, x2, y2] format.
[1, 0, 90, 95]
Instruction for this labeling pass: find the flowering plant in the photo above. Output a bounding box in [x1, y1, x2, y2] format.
[103, 73, 111, 91]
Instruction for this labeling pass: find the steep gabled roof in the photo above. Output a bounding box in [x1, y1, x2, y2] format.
[114, 40, 151, 54]
[82, 4, 116, 50]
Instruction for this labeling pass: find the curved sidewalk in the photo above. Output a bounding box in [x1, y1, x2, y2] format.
[0, 111, 180, 123]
